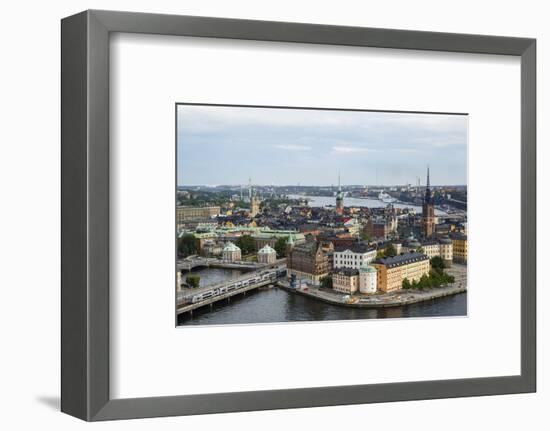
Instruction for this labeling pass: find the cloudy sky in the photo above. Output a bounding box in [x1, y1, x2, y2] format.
[177, 104, 467, 187]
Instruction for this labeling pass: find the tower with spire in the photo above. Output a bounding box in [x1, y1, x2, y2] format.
[421, 166, 435, 237]
[248, 177, 260, 217]
[335, 172, 344, 215]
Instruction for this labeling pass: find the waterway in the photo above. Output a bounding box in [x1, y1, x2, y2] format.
[177, 285, 467, 326]
[288, 194, 446, 216]
[183, 267, 249, 288]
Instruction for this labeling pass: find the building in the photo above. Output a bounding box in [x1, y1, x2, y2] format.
[332, 264, 378, 294]
[438, 236, 453, 267]
[402, 232, 421, 253]
[222, 242, 241, 262]
[287, 241, 329, 285]
[335, 173, 344, 215]
[359, 264, 378, 294]
[177, 206, 220, 227]
[333, 243, 377, 270]
[391, 240, 403, 255]
[344, 218, 361, 237]
[419, 239, 441, 259]
[365, 216, 397, 240]
[372, 252, 430, 292]
[253, 231, 305, 250]
[250, 195, 260, 217]
[317, 231, 356, 248]
[176, 219, 219, 231]
[181, 230, 216, 253]
[257, 244, 277, 264]
[421, 167, 435, 237]
[201, 239, 224, 257]
[450, 232, 468, 264]
[402, 234, 453, 268]
[333, 268, 359, 294]
[298, 225, 322, 238]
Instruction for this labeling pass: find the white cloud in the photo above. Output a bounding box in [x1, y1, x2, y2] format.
[331, 146, 373, 154]
[273, 144, 312, 151]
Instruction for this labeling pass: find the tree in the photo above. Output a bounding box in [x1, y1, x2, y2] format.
[444, 274, 455, 284]
[402, 278, 412, 290]
[178, 234, 197, 257]
[430, 256, 445, 273]
[235, 234, 255, 255]
[384, 243, 397, 257]
[418, 274, 430, 289]
[429, 270, 442, 288]
[320, 276, 333, 290]
[186, 275, 201, 288]
[274, 236, 288, 258]
[416, 246, 425, 254]
[361, 232, 371, 242]
[376, 250, 385, 259]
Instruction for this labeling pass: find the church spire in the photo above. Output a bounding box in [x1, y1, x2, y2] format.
[424, 165, 432, 203]
[426, 165, 430, 189]
[335, 171, 344, 215]
[422, 165, 435, 237]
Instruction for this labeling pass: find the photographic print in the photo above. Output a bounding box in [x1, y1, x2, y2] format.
[176, 104, 467, 326]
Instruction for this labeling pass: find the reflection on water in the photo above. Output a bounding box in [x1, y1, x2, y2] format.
[184, 267, 249, 288]
[177, 286, 466, 326]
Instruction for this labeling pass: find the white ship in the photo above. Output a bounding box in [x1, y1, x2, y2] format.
[378, 191, 397, 203]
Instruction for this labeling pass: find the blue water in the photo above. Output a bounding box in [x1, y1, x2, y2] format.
[178, 286, 466, 326]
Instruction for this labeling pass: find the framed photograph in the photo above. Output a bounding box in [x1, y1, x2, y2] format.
[61, 9, 536, 421]
[175, 103, 468, 326]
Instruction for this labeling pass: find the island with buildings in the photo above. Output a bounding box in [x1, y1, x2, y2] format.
[176, 168, 467, 322]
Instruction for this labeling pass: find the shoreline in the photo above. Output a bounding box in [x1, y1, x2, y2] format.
[277, 281, 466, 309]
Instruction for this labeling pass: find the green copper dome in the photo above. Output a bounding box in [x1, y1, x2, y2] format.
[360, 264, 377, 273]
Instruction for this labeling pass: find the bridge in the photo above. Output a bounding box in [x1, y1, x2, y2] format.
[177, 257, 287, 271]
[177, 257, 267, 271]
[177, 266, 287, 316]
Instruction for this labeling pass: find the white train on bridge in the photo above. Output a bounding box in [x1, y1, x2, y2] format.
[184, 268, 287, 304]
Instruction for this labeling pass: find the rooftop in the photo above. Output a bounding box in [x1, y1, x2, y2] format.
[223, 242, 241, 252]
[334, 242, 376, 254]
[333, 267, 360, 276]
[291, 241, 321, 255]
[258, 244, 276, 254]
[359, 264, 377, 273]
[373, 252, 429, 268]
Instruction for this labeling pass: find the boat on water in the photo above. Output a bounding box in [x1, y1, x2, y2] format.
[378, 191, 398, 204]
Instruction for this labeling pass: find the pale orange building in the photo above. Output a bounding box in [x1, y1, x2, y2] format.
[372, 252, 430, 292]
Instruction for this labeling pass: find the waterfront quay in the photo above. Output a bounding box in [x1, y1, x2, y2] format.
[278, 263, 467, 309]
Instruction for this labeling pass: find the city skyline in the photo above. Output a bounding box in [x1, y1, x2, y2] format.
[177, 104, 468, 187]
[176, 177, 466, 188]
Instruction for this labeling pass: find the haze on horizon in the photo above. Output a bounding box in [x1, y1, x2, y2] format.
[177, 104, 468, 187]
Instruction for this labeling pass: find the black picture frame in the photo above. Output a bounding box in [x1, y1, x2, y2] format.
[61, 9, 536, 421]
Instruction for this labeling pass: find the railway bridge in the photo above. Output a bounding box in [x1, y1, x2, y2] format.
[177, 257, 266, 272]
[177, 266, 286, 316]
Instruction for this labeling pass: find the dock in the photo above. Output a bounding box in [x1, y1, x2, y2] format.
[278, 282, 466, 309]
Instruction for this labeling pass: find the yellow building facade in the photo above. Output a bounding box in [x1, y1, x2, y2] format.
[176, 206, 220, 225]
[372, 252, 430, 292]
[451, 233, 468, 264]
